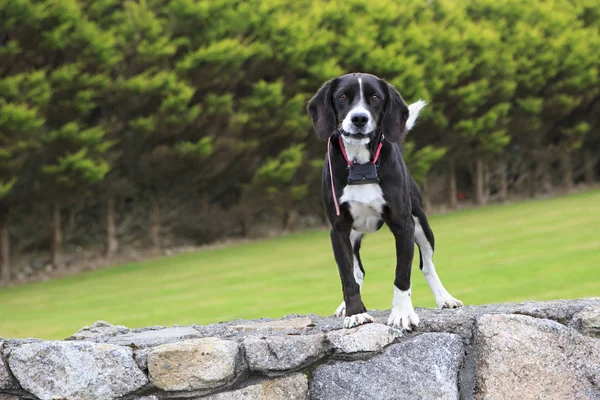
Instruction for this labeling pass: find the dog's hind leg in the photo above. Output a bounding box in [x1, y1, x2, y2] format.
[412, 208, 463, 309]
[334, 229, 365, 317]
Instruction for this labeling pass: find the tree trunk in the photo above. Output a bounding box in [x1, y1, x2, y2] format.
[474, 155, 486, 206]
[52, 200, 63, 268]
[498, 158, 508, 203]
[106, 195, 119, 258]
[538, 147, 553, 194]
[281, 208, 290, 231]
[448, 159, 458, 209]
[0, 203, 10, 283]
[529, 151, 538, 198]
[150, 197, 160, 251]
[561, 151, 574, 192]
[281, 208, 298, 232]
[237, 205, 253, 237]
[240, 219, 248, 237]
[584, 150, 595, 185]
[484, 161, 491, 203]
[421, 177, 432, 214]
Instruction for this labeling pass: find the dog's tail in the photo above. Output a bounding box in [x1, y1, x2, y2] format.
[406, 100, 427, 132]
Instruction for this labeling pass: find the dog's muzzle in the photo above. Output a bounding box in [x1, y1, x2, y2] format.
[342, 108, 376, 135]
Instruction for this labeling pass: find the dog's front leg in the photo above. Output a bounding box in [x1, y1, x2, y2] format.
[330, 222, 373, 328]
[385, 215, 420, 330]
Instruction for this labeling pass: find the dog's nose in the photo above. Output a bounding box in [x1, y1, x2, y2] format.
[351, 113, 369, 128]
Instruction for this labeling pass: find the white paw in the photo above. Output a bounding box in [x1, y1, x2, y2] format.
[343, 312, 374, 328]
[387, 307, 420, 331]
[436, 293, 463, 309]
[389, 286, 419, 330]
[334, 301, 346, 317]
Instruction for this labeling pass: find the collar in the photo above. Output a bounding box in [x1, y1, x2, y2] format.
[338, 135, 383, 166]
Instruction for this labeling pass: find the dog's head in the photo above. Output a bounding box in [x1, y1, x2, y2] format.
[307, 73, 425, 143]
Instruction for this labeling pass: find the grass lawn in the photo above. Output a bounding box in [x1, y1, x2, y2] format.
[1, 190, 599, 340]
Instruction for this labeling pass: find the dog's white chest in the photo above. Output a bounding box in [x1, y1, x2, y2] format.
[340, 184, 386, 233]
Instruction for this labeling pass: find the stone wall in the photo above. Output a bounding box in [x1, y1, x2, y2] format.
[1, 298, 599, 400]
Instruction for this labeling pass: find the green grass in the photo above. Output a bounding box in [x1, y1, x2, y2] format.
[1, 190, 599, 340]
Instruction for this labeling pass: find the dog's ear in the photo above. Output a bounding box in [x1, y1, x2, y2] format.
[381, 82, 409, 143]
[307, 79, 337, 140]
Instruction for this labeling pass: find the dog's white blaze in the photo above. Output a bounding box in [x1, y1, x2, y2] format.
[388, 286, 419, 330]
[335, 230, 364, 317]
[413, 216, 462, 309]
[350, 229, 364, 287]
[353, 254, 363, 286]
[406, 100, 427, 132]
[340, 184, 385, 233]
[359, 77, 364, 99]
[341, 77, 376, 134]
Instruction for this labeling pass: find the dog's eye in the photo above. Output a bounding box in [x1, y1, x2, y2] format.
[371, 95, 380, 102]
[338, 94, 347, 101]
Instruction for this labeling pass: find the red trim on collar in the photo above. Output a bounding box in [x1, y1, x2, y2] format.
[338, 136, 383, 166]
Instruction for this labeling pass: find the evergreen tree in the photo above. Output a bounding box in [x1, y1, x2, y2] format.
[0, 71, 49, 280]
[1, 0, 599, 270]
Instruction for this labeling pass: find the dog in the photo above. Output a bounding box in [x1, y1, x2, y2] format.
[307, 73, 463, 330]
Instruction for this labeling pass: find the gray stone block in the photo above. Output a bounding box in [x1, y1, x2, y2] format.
[571, 306, 600, 338]
[475, 313, 600, 400]
[7, 341, 147, 400]
[243, 334, 325, 375]
[105, 326, 203, 348]
[326, 323, 401, 356]
[231, 317, 313, 332]
[311, 333, 464, 400]
[0, 342, 12, 389]
[147, 338, 244, 391]
[67, 320, 130, 340]
[0, 395, 20, 400]
[204, 373, 308, 400]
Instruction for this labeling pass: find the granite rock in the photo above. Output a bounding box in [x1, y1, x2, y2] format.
[203, 373, 308, 400]
[134, 347, 151, 370]
[0, 342, 12, 389]
[326, 323, 401, 356]
[475, 313, 600, 400]
[570, 307, 600, 338]
[311, 333, 464, 400]
[8, 341, 147, 400]
[105, 326, 203, 348]
[0, 395, 20, 400]
[231, 317, 313, 332]
[147, 338, 243, 391]
[243, 334, 325, 375]
[67, 320, 130, 340]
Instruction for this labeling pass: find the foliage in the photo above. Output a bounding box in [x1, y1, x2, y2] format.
[0, 0, 599, 263]
[403, 141, 447, 186]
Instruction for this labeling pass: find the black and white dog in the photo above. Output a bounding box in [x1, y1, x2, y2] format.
[307, 73, 462, 330]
